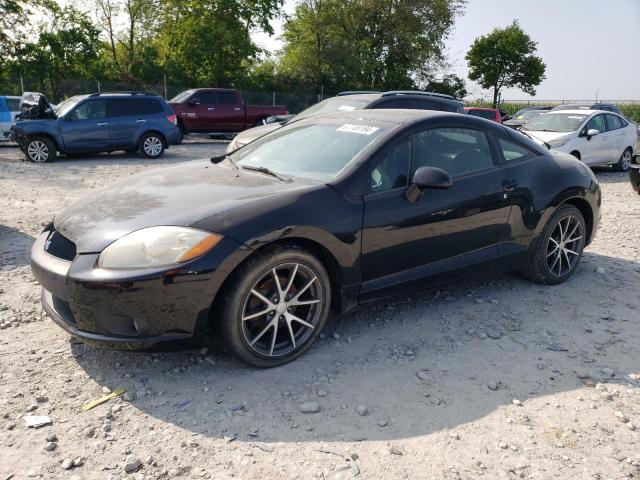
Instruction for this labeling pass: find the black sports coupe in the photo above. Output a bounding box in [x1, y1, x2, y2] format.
[31, 109, 601, 367]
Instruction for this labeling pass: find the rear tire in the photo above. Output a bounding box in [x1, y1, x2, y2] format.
[520, 204, 586, 285]
[138, 133, 165, 159]
[615, 148, 632, 172]
[217, 245, 331, 368]
[25, 136, 56, 163]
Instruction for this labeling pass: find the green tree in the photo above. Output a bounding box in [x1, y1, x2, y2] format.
[279, 0, 465, 92]
[157, 0, 282, 86]
[425, 74, 467, 99]
[466, 20, 546, 108]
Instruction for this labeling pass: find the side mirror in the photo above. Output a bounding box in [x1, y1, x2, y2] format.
[405, 166, 452, 203]
[586, 128, 599, 138]
[188, 98, 200, 106]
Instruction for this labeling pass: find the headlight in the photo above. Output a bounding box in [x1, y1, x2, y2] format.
[97, 226, 223, 269]
[548, 138, 569, 148]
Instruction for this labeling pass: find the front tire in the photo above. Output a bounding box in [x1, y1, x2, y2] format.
[139, 133, 165, 159]
[615, 148, 632, 172]
[25, 136, 56, 163]
[520, 205, 586, 285]
[218, 245, 331, 368]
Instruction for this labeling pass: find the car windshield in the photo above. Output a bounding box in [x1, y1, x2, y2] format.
[54, 96, 83, 117]
[230, 120, 386, 181]
[169, 90, 195, 103]
[467, 109, 496, 120]
[523, 113, 588, 132]
[293, 97, 372, 121]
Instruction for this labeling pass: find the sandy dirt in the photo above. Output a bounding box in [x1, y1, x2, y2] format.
[1, 139, 639, 480]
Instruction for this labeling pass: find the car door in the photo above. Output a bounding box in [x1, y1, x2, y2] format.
[604, 114, 626, 161]
[178, 91, 212, 132]
[214, 91, 245, 131]
[359, 126, 512, 300]
[580, 114, 608, 165]
[107, 98, 146, 149]
[60, 99, 109, 152]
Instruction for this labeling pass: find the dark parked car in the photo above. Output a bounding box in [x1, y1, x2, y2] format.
[551, 103, 622, 115]
[31, 109, 600, 367]
[227, 90, 465, 152]
[503, 106, 553, 130]
[168, 88, 288, 137]
[464, 107, 502, 123]
[11, 92, 181, 162]
[631, 154, 640, 194]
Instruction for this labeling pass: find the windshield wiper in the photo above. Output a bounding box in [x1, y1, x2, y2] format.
[519, 130, 551, 150]
[241, 165, 292, 182]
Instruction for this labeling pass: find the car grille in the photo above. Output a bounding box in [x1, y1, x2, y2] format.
[44, 228, 77, 261]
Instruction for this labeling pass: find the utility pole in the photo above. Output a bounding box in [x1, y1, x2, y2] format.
[163, 74, 168, 99]
[20, 75, 24, 94]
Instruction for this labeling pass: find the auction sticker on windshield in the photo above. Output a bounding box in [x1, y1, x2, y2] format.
[337, 124, 380, 135]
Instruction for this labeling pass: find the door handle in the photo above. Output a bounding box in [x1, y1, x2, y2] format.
[97, 122, 108, 126]
[207, 108, 215, 111]
[503, 179, 517, 192]
[136, 119, 146, 123]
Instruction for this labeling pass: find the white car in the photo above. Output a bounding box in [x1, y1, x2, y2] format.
[521, 109, 637, 171]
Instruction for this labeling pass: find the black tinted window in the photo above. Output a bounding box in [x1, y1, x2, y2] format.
[217, 92, 238, 105]
[374, 98, 438, 111]
[440, 101, 461, 113]
[498, 137, 536, 162]
[6, 98, 20, 111]
[70, 100, 107, 120]
[412, 128, 494, 177]
[467, 109, 496, 120]
[142, 99, 164, 114]
[196, 91, 217, 105]
[107, 98, 144, 117]
[368, 139, 411, 193]
[605, 114, 623, 131]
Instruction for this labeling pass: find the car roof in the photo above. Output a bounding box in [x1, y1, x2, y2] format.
[464, 107, 498, 111]
[547, 109, 601, 116]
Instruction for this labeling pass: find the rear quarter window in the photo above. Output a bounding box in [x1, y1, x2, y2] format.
[142, 99, 165, 114]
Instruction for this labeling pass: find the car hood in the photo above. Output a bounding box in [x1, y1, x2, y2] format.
[54, 160, 314, 253]
[523, 130, 572, 144]
[232, 123, 282, 148]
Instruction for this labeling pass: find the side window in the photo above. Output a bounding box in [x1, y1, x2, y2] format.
[585, 114, 606, 133]
[605, 114, 623, 131]
[217, 92, 238, 105]
[368, 139, 411, 193]
[70, 100, 106, 120]
[142, 99, 164, 114]
[6, 98, 20, 111]
[107, 99, 144, 117]
[497, 137, 537, 162]
[412, 127, 494, 177]
[197, 91, 217, 105]
[372, 98, 438, 111]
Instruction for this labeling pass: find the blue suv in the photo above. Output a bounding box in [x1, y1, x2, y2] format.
[11, 92, 181, 162]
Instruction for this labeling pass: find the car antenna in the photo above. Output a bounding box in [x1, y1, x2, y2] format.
[211, 153, 240, 176]
[520, 130, 551, 150]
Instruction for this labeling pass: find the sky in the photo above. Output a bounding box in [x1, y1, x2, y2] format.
[252, 0, 640, 101]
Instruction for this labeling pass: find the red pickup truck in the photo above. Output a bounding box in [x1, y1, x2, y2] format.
[168, 88, 288, 136]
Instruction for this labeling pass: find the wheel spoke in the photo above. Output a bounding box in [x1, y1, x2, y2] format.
[268, 321, 279, 356]
[565, 235, 583, 244]
[292, 276, 317, 301]
[250, 289, 272, 307]
[271, 268, 284, 298]
[286, 312, 314, 330]
[283, 264, 298, 298]
[291, 298, 321, 306]
[242, 308, 271, 321]
[565, 247, 579, 256]
[285, 317, 296, 349]
[550, 252, 560, 275]
[249, 321, 275, 346]
[547, 246, 559, 258]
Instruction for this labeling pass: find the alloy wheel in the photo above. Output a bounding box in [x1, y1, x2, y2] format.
[240, 263, 323, 358]
[143, 136, 162, 157]
[620, 150, 632, 171]
[27, 141, 49, 162]
[546, 214, 583, 278]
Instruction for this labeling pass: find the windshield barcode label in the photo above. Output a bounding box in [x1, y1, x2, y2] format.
[337, 124, 380, 135]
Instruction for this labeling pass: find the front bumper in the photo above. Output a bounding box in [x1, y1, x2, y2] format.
[31, 229, 248, 349]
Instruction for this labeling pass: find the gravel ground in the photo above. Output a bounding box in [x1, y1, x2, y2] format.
[1, 140, 639, 480]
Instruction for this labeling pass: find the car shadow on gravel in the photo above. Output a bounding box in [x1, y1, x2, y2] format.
[0, 224, 35, 269]
[69, 250, 640, 443]
[592, 168, 630, 184]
